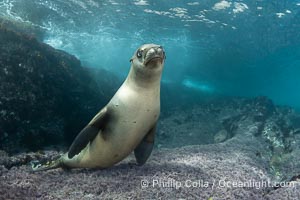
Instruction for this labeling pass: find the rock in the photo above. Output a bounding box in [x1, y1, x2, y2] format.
[214, 129, 228, 143]
[0, 149, 64, 170]
[157, 96, 280, 148]
[0, 22, 119, 152]
[250, 96, 276, 121]
[158, 96, 300, 187]
[0, 134, 288, 199]
[0, 150, 9, 168]
[0, 17, 45, 41]
[0, 96, 299, 199]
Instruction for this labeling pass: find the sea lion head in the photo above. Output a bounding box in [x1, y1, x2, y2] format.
[130, 44, 166, 67]
[129, 44, 166, 84]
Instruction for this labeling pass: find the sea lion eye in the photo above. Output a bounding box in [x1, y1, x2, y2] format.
[136, 50, 143, 58]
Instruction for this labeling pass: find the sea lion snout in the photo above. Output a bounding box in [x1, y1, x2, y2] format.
[130, 44, 166, 65]
[144, 45, 165, 65]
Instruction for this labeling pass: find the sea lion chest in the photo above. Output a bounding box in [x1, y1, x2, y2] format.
[108, 83, 160, 142]
[85, 83, 160, 166]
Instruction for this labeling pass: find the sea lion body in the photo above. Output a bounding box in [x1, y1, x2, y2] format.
[62, 77, 160, 168]
[32, 44, 165, 171]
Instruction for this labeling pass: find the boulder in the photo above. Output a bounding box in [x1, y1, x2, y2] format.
[0, 23, 118, 152]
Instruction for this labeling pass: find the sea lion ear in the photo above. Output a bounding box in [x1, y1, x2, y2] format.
[130, 55, 135, 62]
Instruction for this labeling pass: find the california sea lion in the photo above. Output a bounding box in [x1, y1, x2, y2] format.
[31, 44, 166, 171]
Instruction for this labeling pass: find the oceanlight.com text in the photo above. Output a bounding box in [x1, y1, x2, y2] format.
[140, 178, 296, 190]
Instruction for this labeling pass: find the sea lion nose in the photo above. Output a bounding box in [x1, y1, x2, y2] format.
[148, 48, 155, 54]
[151, 46, 160, 54]
[155, 46, 163, 52]
[156, 46, 166, 59]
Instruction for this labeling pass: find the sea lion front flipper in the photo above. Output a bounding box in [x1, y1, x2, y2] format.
[134, 124, 156, 165]
[68, 107, 108, 159]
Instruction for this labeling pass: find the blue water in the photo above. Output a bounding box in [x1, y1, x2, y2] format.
[1, 0, 299, 110]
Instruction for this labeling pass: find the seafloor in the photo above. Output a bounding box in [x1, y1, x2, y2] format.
[1, 99, 300, 199]
[1, 18, 300, 199]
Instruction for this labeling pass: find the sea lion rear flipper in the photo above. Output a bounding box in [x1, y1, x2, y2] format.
[31, 155, 63, 171]
[68, 107, 108, 159]
[134, 124, 156, 165]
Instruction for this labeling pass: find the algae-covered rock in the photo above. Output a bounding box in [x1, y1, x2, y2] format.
[214, 129, 228, 143]
[0, 17, 45, 41]
[0, 23, 118, 152]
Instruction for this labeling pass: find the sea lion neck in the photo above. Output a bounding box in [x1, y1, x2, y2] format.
[125, 65, 162, 90]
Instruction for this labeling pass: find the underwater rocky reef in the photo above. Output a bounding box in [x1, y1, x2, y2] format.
[0, 20, 119, 152]
[1, 19, 300, 199]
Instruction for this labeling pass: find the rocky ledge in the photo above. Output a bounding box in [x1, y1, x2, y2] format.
[0, 21, 119, 152]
